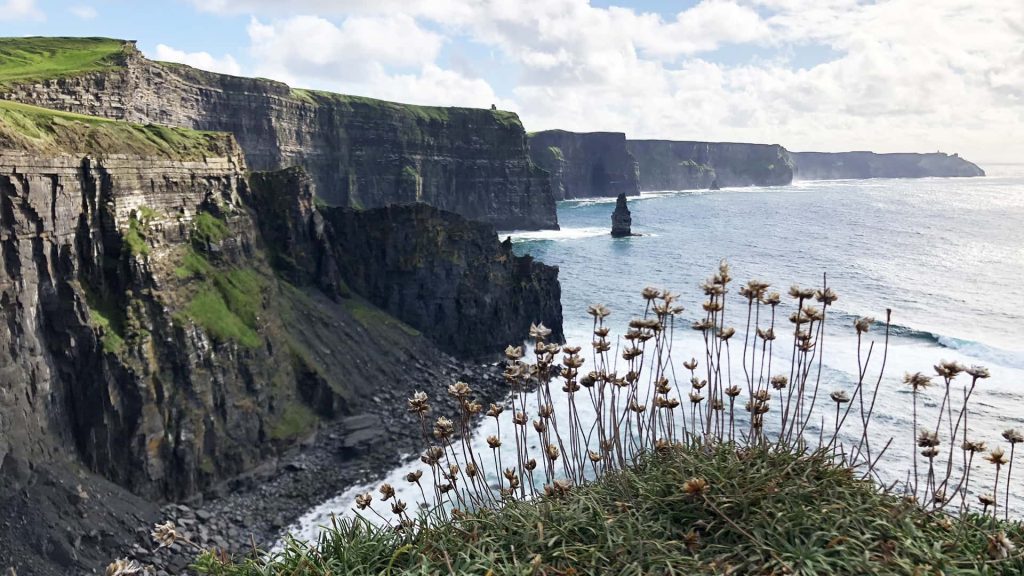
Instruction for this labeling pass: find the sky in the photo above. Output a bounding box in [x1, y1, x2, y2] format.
[2, 0, 1022, 163]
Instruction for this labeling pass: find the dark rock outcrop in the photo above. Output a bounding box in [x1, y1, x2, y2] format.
[0, 40, 558, 230]
[792, 151, 985, 179]
[323, 203, 564, 359]
[626, 140, 794, 190]
[528, 130, 640, 200]
[611, 193, 633, 237]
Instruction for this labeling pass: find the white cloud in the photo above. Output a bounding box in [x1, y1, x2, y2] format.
[228, 0, 1024, 162]
[0, 0, 43, 21]
[153, 44, 242, 76]
[69, 4, 97, 19]
[247, 14, 444, 84]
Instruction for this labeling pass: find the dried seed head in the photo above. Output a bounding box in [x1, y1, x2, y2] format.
[962, 440, 987, 453]
[151, 521, 179, 548]
[917, 431, 940, 448]
[753, 390, 770, 402]
[985, 447, 1009, 466]
[533, 419, 546, 433]
[379, 483, 396, 501]
[934, 360, 966, 379]
[487, 403, 505, 418]
[724, 385, 742, 398]
[966, 365, 990, 380]
[815, 287, 838, 305]
[830, 390, 850, 404]
[405, 470, 423, 483]
[504, 345, 524, 360]
[762, 291, 781, 306]
[979, 493, 996, 507]
[355, 492, 373, 510]
[683, 358, 698, 371]
[593, 339, 612, 353]
[407, 391, 430, 414]
[789, 285, 815, 300]
[711, 399, 724, 411]
[433, 417, 455, 440]
[466, 463, 478, 477]
[691, 319, 714, 332]
[683, 477, 709, 496]
[588, 451, 602, 463]
[391, 500, 407, 515]
[689, 392, 704, 404]
[529, 322, 552, 341]
[105, 559, 144, 576]
[757, 327, 776, 341]
[487, 435, 502, 449]
[854, 317, 873, 334]
[594, 326, 611, 338]
[641, 286, 662, 300]
[1002, 429, 1023, 444]
[903, 372, 933, 391]
[586, 303, 612, 319]
[447, 381, 472, 399]
[546, 444, 560, 461]
[921, 446, 940, 458]
[525, 458, 538, 471]
[718, 326, 736, 341]
[513, 411, 528, 426]
[988, 532, 1015, 560]
[770, 375, 788, 390]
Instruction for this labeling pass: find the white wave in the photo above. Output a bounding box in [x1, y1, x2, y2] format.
[500, 227, 608, 242]
[935, 335, 1024, 370]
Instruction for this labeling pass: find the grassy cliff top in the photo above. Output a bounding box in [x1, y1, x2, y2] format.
[291, 88, 524, 129]
[0, 100, 234, 159]
[0, 36, 130, 86]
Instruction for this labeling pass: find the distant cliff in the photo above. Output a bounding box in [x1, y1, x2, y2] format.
[0, 38, 557, 230]
[0, 101, 562, 510]
[626, 140, 794, 191]
[792, 151, 985, 179]
[528, 130, 639, 200]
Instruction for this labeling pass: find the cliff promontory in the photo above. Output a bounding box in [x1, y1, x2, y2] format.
[528, 130, 640, 200]
[0, 37, 558, 230]
[0, 100, 562, 574]
[626, 140, 795, 191]
[792, 151, 985, 179]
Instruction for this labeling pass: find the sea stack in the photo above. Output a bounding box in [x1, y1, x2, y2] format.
[611, 193, 633, 237]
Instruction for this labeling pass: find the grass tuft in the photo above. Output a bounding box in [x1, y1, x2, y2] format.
[0, 36, 127, 86]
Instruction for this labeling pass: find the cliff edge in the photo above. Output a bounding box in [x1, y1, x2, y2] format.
[792, 151, 985, 179]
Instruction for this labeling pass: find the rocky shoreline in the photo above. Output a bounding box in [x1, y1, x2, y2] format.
[122, 361, 508, 575]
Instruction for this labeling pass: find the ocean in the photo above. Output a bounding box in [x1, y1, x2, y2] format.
[283, 166, 1024, 542]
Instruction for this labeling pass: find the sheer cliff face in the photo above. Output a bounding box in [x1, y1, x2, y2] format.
[528, 131, 640, 200]
[626, 140, 795, 191]
[0, 43, 558, 230]
[323, 204, 564, 359]
[1, 136, 562, 502]
[792, 151, 986, 179]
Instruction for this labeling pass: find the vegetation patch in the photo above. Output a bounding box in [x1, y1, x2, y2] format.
[180, 287, 261, 349]
[0, 100, 232, 159]
[269, 403, 316, 441]
[123, 215, 150, 257]
[0, 36, 127, 86]
[192, 211, 231, 245]
[345, 299, 421, 337]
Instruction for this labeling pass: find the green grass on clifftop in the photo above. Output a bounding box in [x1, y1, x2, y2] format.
[0, 100, 233, 158]
[193, 443, 1024, 575]
[0, 36, 127, 86]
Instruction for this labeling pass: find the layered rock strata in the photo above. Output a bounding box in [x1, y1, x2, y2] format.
[626, 140, 795, 191]
[1, 40, 558, 229]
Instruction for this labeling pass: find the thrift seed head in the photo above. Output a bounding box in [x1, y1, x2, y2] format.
[1002, 429, 1023, 444]
[985, 447, 1009, 466]
[830, 390, 850, 404]
[106, 559, 143, 576]
[151, 521, 178, 548]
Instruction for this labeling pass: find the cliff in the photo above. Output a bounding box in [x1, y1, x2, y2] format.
[792, 151, 985, 179]
[0, 37, 558, 230]
[626, 140, 794, 190]
[0, 102, 562, 572]
[528, 130, 639, 200]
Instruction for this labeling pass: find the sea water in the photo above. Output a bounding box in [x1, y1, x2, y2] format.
[282, 167, 1024, 542]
